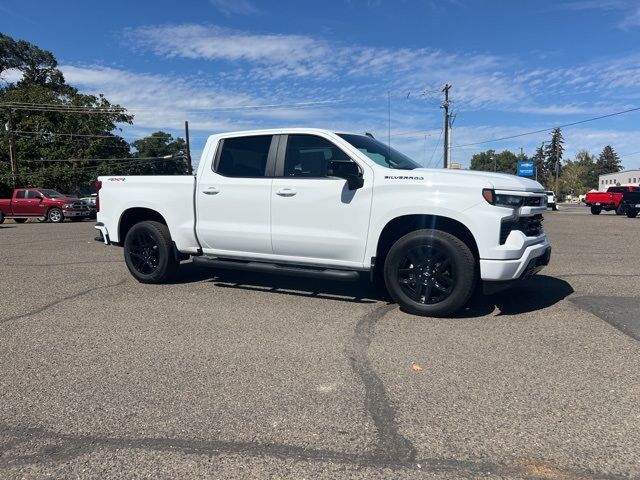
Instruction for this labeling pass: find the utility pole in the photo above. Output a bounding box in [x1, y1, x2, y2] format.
[184, 120, 193, 175]
[6, 109, 18, 187]
[441, 84, 451, 168]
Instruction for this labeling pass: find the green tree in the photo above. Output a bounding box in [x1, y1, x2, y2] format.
[469, 149, 519, 174]
[595, 145, 622, 178]
[574, 150, 597, 190]
[1, 32, 132, 193]
[543, 128, 564, 190]
[129, 132, 188, 175]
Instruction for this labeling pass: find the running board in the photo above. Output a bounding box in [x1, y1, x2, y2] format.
[192, 256, 360, 282]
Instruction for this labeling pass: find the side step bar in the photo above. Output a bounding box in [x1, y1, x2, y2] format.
[192, 256, 360, 282]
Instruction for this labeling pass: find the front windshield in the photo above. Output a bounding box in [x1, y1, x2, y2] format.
[338, 134, 421, 170]
[40, 189, 64, 198]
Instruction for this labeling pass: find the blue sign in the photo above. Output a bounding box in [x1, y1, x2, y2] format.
[518, 160, 534, 177]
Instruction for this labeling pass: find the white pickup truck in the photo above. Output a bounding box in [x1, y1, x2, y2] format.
[95, 128, 551, 316]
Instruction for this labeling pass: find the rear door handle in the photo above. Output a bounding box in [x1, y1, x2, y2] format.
[202, 187, 220, 195]
[276, 188, 297, 197]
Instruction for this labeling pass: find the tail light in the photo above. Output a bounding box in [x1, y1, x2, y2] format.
[95, 180, 102, 212]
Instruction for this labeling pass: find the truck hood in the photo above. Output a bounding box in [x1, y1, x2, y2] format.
[414, 168, 544, 192]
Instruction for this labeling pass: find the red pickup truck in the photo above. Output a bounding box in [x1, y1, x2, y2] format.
[584, 186, 640, 215]
[0, 188, 91, 223]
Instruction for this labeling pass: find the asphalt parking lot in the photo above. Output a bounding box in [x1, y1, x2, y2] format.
[1, 206, 639, 479]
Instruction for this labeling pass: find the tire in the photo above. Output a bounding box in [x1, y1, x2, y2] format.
[0, 213, 4, 224]
[48, 208, 64, 223]
[383, 229, 476, 317]
[13, 218, 27, 223]
[551, 205, 558, 211]
[616, 204, 626, 215]
[123, 221, 178, 283]
[590, 206, 602, 215]
[626, 209, 638, 218]
[69, 217, 84, 222]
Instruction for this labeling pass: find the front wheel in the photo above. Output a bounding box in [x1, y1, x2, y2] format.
[590, 206, 602, 215]
[626, 209, 638, 218]
[383, 229, 476, 317]
[48, 208, 64, 223]
[123, 221, 178, 283]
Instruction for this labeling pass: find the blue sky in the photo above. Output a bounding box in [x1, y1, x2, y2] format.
[2, 0, 640, 168]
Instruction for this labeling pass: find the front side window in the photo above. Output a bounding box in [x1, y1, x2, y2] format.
[40, 189, 64, 198]
[283, 135, 351, 177]
[338, 133, 420, 170]
[216, 135, 272, 177]
[26, 190, 42, 199]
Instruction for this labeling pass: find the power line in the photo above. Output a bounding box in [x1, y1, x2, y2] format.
[452, 105, 640, 149]
[10, 130, 139, 139]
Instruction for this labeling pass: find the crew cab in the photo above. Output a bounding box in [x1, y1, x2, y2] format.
[0, 188, 91, 223]
[95, 128, 551, 317]
[584, 186, 640, 215]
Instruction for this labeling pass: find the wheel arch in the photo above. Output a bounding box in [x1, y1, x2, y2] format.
[118, 207, 168, 244]
[374, 214, 480, 268]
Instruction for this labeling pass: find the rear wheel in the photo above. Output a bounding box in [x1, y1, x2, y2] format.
[13, 218, 27, 223]
[123, 221, 178, 283]
[626, 209, 638, 218]
[383, 229, 476, 317]
[590, 206, 602, 215]
[48, 208, 64, 223]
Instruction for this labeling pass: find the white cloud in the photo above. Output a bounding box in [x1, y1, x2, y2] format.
[210, 0, 258, 16]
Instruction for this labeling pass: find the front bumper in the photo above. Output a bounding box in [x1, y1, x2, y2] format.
[480, 240, 551, 281]
[63, 209, 90, 217]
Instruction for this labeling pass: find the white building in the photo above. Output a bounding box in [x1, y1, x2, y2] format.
[599, 169, 640, 190]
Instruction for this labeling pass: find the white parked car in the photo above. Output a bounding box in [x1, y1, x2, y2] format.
[95, 128, 551, 317]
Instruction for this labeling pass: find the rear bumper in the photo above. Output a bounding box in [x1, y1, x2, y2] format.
[94, 223, 110, 244]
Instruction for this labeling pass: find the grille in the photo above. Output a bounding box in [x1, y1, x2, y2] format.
[523, 196, 544, 206]
[71, 201, 89, 210]
[499, 214, 544, 244]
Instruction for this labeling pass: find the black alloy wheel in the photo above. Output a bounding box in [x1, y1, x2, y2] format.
[123, 221, 178, 283]
[127, 230, 161, 275]
[396, 245, 455, 305]
[383, 229, 476, 317]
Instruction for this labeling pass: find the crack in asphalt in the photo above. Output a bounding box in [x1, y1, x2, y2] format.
[0, 280, 126, 325]
[344, 304, 416, 462]
[0, 423, 624, 479]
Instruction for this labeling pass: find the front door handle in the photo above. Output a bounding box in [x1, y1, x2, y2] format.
[203, 187, 220, 195]
[276, 188, 297, 197]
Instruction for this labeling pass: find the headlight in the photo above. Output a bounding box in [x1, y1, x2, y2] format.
[482, 189, 524, 208]
[63, 203, 73, 208]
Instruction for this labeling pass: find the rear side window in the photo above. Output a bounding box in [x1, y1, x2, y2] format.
[215, 135, 272, 177]
[15, 190, 26, 199]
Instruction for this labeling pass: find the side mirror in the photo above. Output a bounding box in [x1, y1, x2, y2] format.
[328, 160, 364, 190]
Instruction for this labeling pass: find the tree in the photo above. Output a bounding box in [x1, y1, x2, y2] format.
[532, 144, 546, 184]
[574, 150, 597, 190]
[595, 145, 622, 178]
[1, 33, 133, 193]
[543, 128, 564, 190]
[129, 132, 188, 176]
[469, 149, 519, 174]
